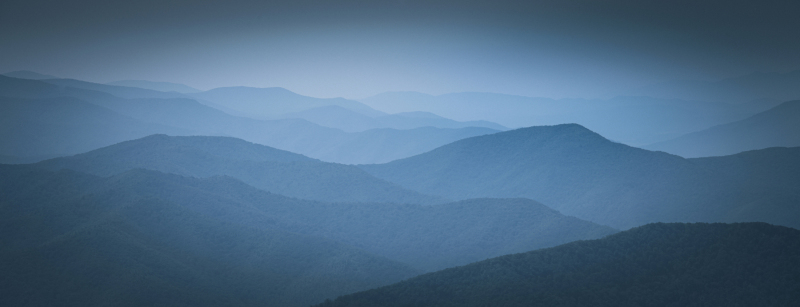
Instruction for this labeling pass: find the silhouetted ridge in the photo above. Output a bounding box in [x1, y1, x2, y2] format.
[316, 222, 800, 307]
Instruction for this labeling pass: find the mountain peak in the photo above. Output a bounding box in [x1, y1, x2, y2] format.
[456, 123, 612, 152]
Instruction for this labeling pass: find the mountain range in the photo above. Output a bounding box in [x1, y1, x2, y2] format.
[0, 163, 615, 306]
[0, 165, 418, 307]
[36, 134, 443, 204]
[361, 124, 800, 229]
[106, 79, 201, 94]
[280, 105, 506, 132]
[0, 75, 498, 164]
[2, 69, 799, 306]
[360, 92, 773, 145]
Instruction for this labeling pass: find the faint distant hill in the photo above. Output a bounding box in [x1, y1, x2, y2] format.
[0, 165, 418, 307]
[316, 223, 800, 307]
[107, 79, 201, 93]
[280, 105, 385, 132]
[192, 86, 385, 119]
[645, 100, 800, 157]
[361, 124, 800, 229]
[37, 134, 444, 205]
[2, 70, 58, 80]
[281, 106, 506, 132]
[632, 70, 800, 103]
[360, 92, 762, 145]
[379, 111, 506, 131]
[0, 75, 497, 164]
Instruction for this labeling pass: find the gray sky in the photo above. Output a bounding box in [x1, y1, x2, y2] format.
[2, 0, 799, 98]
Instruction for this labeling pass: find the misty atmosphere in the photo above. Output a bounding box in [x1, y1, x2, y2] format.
[1, 0, 799, 306]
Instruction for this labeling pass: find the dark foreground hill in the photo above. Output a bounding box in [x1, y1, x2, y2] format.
[36, 134, 444, 204]
[646, 100, 800, 157]
[0, 165, 615, 306]
[361, 124, 800, 229]
[315, 223, 800, 307]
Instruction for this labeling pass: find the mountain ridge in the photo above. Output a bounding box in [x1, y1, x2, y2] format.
[645, 100, 800, 157]
[361, 124, 800, 229]
[36, 134, 445, 205]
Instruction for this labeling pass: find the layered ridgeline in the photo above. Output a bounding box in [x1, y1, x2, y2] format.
[360, 92, 769, 145]
[0, 165, 614, 306]
[646, 100, 800, 157]
[0, 75, 497, 164]
[315, 223, 800, 307]
[106, 80, 201, 94]
[280, 105, 506, 133]
[15, 73, 507, 132]
[361, 124, 800, 229]
[36, 134, 444, 204]
[0, 165, 417, 307]
[191, 86, 384, 118]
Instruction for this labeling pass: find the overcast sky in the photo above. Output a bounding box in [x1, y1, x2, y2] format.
[2, 0, 799, 98]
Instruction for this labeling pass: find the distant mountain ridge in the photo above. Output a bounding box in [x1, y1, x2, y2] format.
[361, 124, 800, 229]
[106, 79, 201, 93]
[360, 92, 762, 145]
[645, 100, 800, 157]
[280, 105, 506, 132]
[0, 75, 498, 164]
[36, 134, 445, 204]
[316, 222, 800, 307]
[2, 70, 58, 80]
[192, 86, 385, 119]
